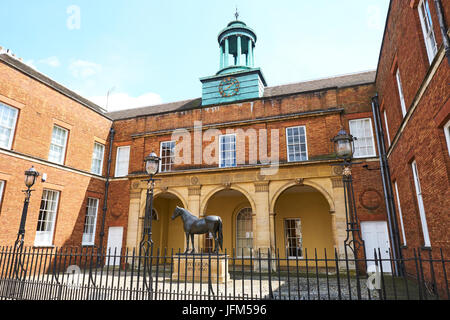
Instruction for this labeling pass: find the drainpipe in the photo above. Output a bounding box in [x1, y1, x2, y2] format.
[371, 94, 403, 276]
[434, 0, 450, 65]
[98, 126, 115, 254]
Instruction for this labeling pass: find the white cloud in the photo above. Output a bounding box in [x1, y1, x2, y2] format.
[89, 92, 163, 112]
[69, 59, 102, 78]
[39, 56, 61, 68]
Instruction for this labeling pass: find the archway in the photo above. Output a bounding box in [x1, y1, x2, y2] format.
[202, 188, 255, 256]
[143, 192, 186, 252]
[273, 185, 334, 262]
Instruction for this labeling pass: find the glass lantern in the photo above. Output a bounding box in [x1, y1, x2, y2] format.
[332, 129, 355, 161]
[24, 166, 40, 188]
[144, 152, 161, 176]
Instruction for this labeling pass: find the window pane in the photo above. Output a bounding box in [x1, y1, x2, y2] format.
[160, 141, 175, 172]
[0, 103, 18, 149]
[285, 218, 302, 258]
[115, 146, 130, 177]
[0, 180, 4, 208]
[83, 198, 99, 245]
[91, 143, 105, 175]
[286, 126, 307, 162]
[236, 208, 253, 257]
[220, 135, 236, 168]
[35, 190, 60, 246]
[349, 119, 376, 158]
[48, 126, 68, 164]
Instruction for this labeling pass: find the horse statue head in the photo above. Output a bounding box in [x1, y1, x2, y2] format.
[171, 206, 184, 220]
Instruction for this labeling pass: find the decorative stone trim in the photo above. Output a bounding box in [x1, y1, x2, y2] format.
[223, 182, 232, 189]
[188, 185, 201, 196]
[331, 177, 343, 188]
[254, 182, 269, 192]
[130, 192, 140, 200]
[294, 178, 304, 186]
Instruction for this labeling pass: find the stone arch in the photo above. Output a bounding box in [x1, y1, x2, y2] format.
[153, 189, 188, 210]
[139, 189, 188, 251]
[270, 180, 335, 214]
[200, 184, 256, 216]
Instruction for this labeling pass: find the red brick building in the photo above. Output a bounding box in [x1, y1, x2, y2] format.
[372, 0, 449, 293]
[0, 1, 448, 282]
[374, 0, 449, 253]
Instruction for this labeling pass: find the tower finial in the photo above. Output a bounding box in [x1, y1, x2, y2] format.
[235, 6, 239, 20]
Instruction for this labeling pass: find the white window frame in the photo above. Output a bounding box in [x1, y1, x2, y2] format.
[0, 180, 5, 208]
[383, 110, 391, 147]
[235, 207, 253, 258]
[393, 181, 407, 246]
[418, 0, 438, 64]
[349, 118, 377, 158]
[219, 134, 237, 168]
[284, 218, 303, 259]
[159, 141, 175, 173]
[82, 198, 99, 246]
[411, 160, 431, 247]
[0, 102, 19, 150]
[35, 189, 60, 247]
[48, 125, 69, 165]
[286, 126, 308, 162]
[114, 146, 130, 177]
[395, 68, 407, 117]
[444, 119, 450, 158]
[91, 142, 105, 175]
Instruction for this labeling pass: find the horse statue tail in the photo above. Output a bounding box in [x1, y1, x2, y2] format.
[218, 217, 223, 251]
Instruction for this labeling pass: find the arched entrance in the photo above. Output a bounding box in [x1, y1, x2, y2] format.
[202, 188, 255, 255]
[143, 192, 186, 252]
[273, 185, 334, 261]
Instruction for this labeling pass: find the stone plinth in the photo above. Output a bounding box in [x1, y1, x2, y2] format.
[172, 254, 229, 283]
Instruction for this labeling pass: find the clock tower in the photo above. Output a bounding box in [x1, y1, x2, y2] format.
[200, 15, 267, 106]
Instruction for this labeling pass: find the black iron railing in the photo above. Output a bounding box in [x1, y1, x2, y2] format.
[0, 246, 448, 300]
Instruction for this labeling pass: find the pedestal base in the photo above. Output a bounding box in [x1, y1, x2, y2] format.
[172, 254, 229, 283]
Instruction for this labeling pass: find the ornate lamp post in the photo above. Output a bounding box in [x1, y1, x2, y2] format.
[331, 129, 365, 260]
[140, 152, 161, 249]
[332, 129, 366, 299]
[10, 166, 40, 290]
[15, 166, 40, 250]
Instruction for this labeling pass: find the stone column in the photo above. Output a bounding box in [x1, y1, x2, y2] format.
[220, 43, 224, 69]
[331, 176, 354, 268]
[237, 35, 242, 65]
[188, 185, 202, 251]
[224, 38, 229, 67]
[248, 38, 253, 67]
[126, 189, 142, 250]
[253, 182, 276, 272]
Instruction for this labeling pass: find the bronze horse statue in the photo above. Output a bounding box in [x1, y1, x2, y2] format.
[171, 206, 223, 254]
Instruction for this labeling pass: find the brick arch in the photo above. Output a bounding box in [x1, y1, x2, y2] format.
[270, 180, 335, 214]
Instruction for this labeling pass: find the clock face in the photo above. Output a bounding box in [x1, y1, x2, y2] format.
[218, 77, 240, 97]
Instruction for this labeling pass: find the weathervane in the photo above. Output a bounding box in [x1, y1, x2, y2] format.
[235, 6, 239, 20]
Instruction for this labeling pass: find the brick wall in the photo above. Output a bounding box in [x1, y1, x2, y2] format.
[375, 0, 450, 253]
[0, 58, 112, 247]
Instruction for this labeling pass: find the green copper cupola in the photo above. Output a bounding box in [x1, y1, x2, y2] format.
[200, 14, 267, 106]
[217, 20, 256, 75]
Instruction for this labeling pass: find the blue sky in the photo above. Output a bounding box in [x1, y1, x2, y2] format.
[1, 0, 390, 111]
